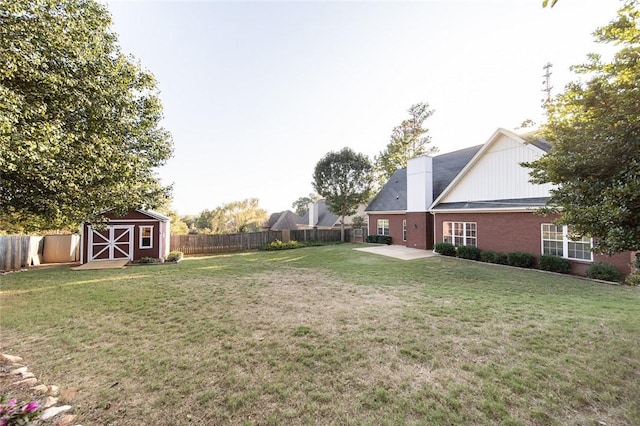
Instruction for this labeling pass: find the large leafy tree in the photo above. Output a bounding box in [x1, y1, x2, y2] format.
[374, 102, 437, 188]
[195, 199, 268, 234]
[526, 0, 640, 254]
[0, 0, 173, 233]
[313, 148, 373, 241]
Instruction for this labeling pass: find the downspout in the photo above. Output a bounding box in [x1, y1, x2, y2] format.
[431, 212, 437, 254]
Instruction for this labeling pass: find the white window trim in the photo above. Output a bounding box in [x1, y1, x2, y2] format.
[443, 221, 477, 247]
[541, 224, 593, 261]
[377, 219, 389, 236]
[139, 225, 153, 249]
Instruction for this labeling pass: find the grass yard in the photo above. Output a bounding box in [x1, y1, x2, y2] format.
[1, 244, 639, 425]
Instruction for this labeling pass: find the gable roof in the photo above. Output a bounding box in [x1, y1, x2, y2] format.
[431, 128, 552, 209]
[266, 210, 303, 230]
[365, 144, 482, 213]
[300, 199, 339, 227]
[365, 168, 407, 212]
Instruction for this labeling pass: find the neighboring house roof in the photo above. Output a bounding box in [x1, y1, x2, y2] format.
[365, 144, 482, 213]
[265, 210, 303, 231]
[301, 199, 339, 227]
[300, 199, 366, 227]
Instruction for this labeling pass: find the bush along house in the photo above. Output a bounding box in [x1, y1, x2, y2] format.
[365, 128, 634, 278]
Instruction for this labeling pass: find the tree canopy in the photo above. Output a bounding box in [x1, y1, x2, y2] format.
[0, 0, 173, 233]
[291, 193, 321, 217]
[312, 148, 373, 241]
[526, 0, 640, 254]
[374, 102, 437, 188]
[194, 199, 268, 234]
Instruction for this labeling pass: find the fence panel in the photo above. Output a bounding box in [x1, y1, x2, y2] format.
[170, 231, 283, 255]
[169, 229, 361, 256]
[0, 236, 35, 272]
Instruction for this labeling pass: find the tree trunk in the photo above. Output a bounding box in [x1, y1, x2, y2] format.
[340, 216, 345, 242]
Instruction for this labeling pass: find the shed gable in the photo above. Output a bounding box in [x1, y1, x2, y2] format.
[437, 130, 554, 204]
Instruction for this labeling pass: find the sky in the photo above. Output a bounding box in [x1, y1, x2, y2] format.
[104, 0, 622, 216]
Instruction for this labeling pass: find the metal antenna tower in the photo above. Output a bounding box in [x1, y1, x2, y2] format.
[542, 62, 553, 102]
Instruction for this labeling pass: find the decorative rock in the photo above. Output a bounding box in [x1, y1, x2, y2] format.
[41, 405, 72, 420]
[49, 384, 60, 395]
[33, 384, 50, 394]
[10, 366, 28, 375]
[20, 371, 36, 379]
[55, 414, 77, 426]
[0, 353, 24, 363]
[43, 396, 59, 408]
[12, 377, 38, 386]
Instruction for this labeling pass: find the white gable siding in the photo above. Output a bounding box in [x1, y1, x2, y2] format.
[439, 134, 554, 203]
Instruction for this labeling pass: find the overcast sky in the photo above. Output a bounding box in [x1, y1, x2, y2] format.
[105, 0, 621, 216]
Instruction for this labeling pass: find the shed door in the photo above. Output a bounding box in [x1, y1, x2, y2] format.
[88, 225, 134, 261]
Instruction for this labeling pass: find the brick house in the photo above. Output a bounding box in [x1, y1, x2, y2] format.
[366, 128, 633, 276]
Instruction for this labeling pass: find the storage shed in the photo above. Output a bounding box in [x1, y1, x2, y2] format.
[80, 209, 170, 264]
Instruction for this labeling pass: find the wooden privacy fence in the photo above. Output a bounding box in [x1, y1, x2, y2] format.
[170, 231, 283, 255]
[0, 236, 42, 272]
[170, 229, 352, 255]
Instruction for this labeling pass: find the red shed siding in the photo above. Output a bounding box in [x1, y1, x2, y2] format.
[367, 213, 406, 245]
[82, 210, 167, 263]
[433, 211, 631, 276]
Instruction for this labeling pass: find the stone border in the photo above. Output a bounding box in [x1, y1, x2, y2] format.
[0, 353, 79, 426]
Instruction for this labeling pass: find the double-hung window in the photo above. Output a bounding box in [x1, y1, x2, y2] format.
[377, 219, 389, 236]
[443, 222, 476, 247]
[541, 224, 592, 261]
[140, 226, 153, 249]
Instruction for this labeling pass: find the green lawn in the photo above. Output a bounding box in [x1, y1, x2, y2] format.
[1, 244, 639, 425]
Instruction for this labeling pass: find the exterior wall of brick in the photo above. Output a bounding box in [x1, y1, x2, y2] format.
[406, 212, 433, 250]
[367, 213, 406, 245]
[433, 211, 632, 276]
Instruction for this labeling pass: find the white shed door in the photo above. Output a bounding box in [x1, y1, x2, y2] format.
[89, 225, 134, 261]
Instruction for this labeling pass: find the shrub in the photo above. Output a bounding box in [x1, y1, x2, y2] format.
[479, 250, 508, 265]
[539, 254, 571, 274]
[434, 242, 456, 257]
[507, 251, 535, 268]
[587, 262, 622, 282]
[139, 256, 157, 264]
[264, 239, 301, 251]
[166, 251, 184, 262]
[456, 245, 480, 260]
[366, 235, 392, 245]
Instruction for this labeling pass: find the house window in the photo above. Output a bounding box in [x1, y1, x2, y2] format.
[402, 220, 407, 241]
[443, 222, 476, 247]
[377, 219, 389, 236]
[140, 226, 153, 249]
[541, 224, 592, 261]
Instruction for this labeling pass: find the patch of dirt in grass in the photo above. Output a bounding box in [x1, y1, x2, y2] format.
[244, 269, 403, 336]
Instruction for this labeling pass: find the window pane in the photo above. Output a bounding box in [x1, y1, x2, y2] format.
[377, 219, 389, 236]
[568, 241, 591, 260]
[543, 240, 563, 256]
